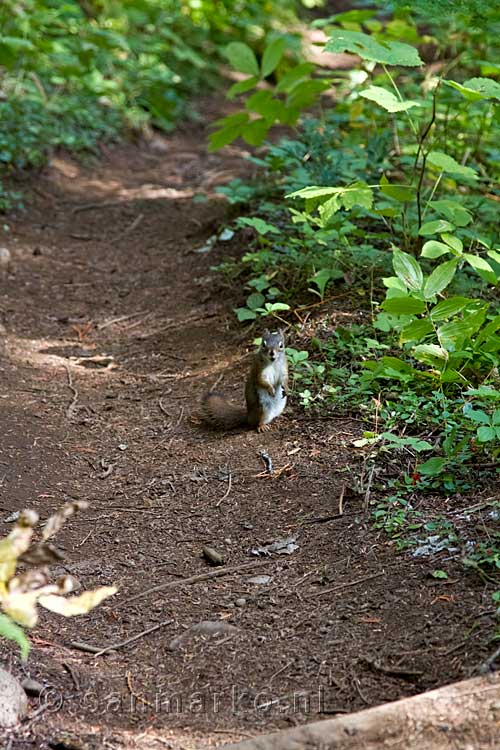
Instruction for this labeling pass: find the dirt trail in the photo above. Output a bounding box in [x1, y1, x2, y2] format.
[0, 116, 495, 750]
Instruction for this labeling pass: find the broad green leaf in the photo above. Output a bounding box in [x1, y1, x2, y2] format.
[264, 302, 290, 312]
[39, 586, 117, 616]
[341, 182, 373, 211]
[421, 241, 450, 259]
[400, 319, 434, 343]
[392, 248, 424, 291]
[427, 151, 478, 181]
[444, 79, 488, 101]
[380, 175, 413, 202]
[382, 296, 426, 314]
[430, 200, 472, 227]
[0, 614, 30, 661]
[441, 234, 463, 253]
[464, 77, 500, 101]
[463, 253, 495, 274]
[477, 426, 497, 442]
[227, 76, 259, 99]
[430, 297, 473, 321]
[235, 308, 257, 322]
[465, 409, 491, 425]
[242, 119, 270, 146]
[488, 250, 500, 265]
[382, 276, 407, 292]
[287, 186, 340, 200]
[419, 219, 455, 236]
[246, 292, 265, 310]
[413, 344, 449, 363]
[423, 259, 458, 299]
[225, 42, 260, 77]
[418, 457, 447, 476]
[261, 38, 286, 77]
[318, 195, 341, 224]
[286, 79, 331, 110]
[325, 30, 422, 66]
[360, 85, 420, 112]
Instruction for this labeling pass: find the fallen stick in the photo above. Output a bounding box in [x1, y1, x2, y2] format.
[125, 560, 273, 604]
[68, 618, 172, 657]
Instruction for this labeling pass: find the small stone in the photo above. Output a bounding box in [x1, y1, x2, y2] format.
[202, 546, 224, 566]
[235, 598, 246, 607]
[21, 678, 44, 696]
[0, 668, 28, 727]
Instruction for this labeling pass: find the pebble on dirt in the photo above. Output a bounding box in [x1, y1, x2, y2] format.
[0, 668, 29, 727]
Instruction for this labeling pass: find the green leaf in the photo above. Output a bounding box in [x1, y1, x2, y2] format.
[382, 296, 426, 314]
[445, 77, 500, 102]
[275, 63, 315, 93]
[261, 38, 286, 78]
[427, 151, 478, 181]
[246, 292, 265, 310]
[325, 30, 422, 66]
[0, 614, 30, 661]
[430, 200, 472, 227]
[392, 248, 424, 291]
[431, 570, 448, 579]
[242, 119, 270, 146]
[463, 253, 496, 280]
[287, 185, 340, 200]
[430, 297, 473, 321]
[238, 217, 280, 235]
[225, 42, 260, 77]
[235, 307, 257, 322]
[418, 457, 447, 476]
[360, 85, 420, 112]
[423, 259, 458, 299]
[264, 302, 290, 312]
[380, 175, 414, 202]
[413, 344, 449, 363]
[477, 426, 497, 442]
[419, 219, 455, 236]
[421, 241, 450, 259]
[441, 234, 463, 253]
[400, 319, 434, 343]
[465, 409, 491, 425]
[341, 182, 373, 211]
[227, 76, 259, 99]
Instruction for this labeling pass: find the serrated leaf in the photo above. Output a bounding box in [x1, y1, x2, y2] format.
[276, 62, 315, 93]
[382, 296, 426, 314]
[423, 259, 458, 299]
[341, 182, 373, 211]
[318, 195, 341, 224]
[421, 241, 450, 259]
[261, 38, 285, 78]
[419, 219, 455, 236]
[225, 42, 260, 77]
[360, 85, 420, 112]
[242, 119, 270, 146]
[238, 217, 279, 235]
[39, 586, 117, 616]
[325, 30, 422, 66]
[427, 151, 478, 180]
[392, 248, 424, 291]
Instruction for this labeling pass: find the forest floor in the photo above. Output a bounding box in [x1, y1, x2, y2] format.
[0, 100, 497, 750]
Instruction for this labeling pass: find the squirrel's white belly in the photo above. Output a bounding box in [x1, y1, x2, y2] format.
[258, 361, 287, 424]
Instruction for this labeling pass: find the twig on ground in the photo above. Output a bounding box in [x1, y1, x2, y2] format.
[64, 364, 79, 420]
[125, 560, 273, 604]
[63, 661, 81, 691]
[126, 670, 154, 708]
[97, 311, 147, 330]
[361, 657, 424, 679]
[71, 200, 127, 215]
[268, 660, 293, 684]
[306, 570, 385, 599]
[68, 618, 173, 657]
[339, 483, 346, 515]
[215, 471, 232, 507]
[111, 213, 144, 244]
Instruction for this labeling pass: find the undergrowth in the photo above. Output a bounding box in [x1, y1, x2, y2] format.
[210, 2, 500, 610]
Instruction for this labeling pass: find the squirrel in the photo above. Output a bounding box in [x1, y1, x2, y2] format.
[202, 329, 288, 432]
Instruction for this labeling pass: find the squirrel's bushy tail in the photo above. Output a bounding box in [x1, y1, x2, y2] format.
[201, 391, 247, 430]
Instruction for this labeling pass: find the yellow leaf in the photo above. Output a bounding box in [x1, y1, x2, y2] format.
[39, 586, 117, 616]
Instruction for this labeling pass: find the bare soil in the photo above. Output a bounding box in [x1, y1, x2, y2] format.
[0, 109, 497, 750]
